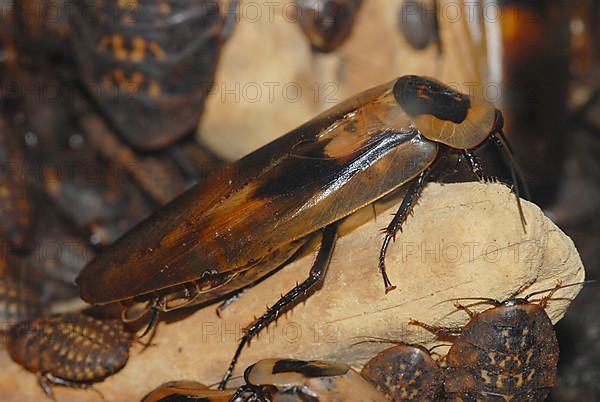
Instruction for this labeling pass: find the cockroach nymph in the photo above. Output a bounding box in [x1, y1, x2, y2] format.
[7, 313, 133, 397]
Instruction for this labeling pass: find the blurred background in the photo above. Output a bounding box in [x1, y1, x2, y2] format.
[0, 0, 598, 400]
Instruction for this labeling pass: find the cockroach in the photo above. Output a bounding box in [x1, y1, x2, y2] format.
[410, 283, 582, 401]
[241, 358, 388, 401]
[76, 75, 527, 387]
[142, 381, 240, 402]
[70, 0, 238, 150]
[360, 343, 444, 401]
[7, 312, 132, 397]
[398, 0, 441, 54]
[296, 0, 362, 52]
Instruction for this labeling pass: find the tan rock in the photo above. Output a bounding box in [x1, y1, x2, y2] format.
[0, 182, 584, 401]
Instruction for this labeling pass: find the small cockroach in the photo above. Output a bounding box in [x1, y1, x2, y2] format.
[7, 313, 132, 397]
[360, 343, 444, 401]
[241, 358, 388, 401]
[296, 0, 362, 52]
[398, 0, 441, 53]
[410, 283, 581, 401]
[76, 75, 527, 387]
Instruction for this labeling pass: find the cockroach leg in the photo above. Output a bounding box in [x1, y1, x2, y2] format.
[462, 149, 502, 184]
[462, 149, 484, 181]
[219, 222, 339, 389]
[537, 283, 564, 309]
[38, 374, 56, 400]
[43, 374, 106, 401]
[120, 300, 159, 347]
[45, 374, 88, 389]
[232, 384, 272, 401]
[408, 319, 462, 341]
[453, 302, 478, 319]
[141, 306, 160, 339]
[378, 168, 432, 293]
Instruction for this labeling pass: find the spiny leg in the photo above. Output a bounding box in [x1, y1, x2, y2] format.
[139, 299, 161, 339]
[462, 149, 506, 185]
[462, 149, 485, 181]
[523, 280, 593, 308]
[219, 223, 339, 389]
[378, 168, 432, 293]
[38, 374, 55, 401]
[453, 302, 478, 319]
[231, 384, 273, 402]
[537, 281, 564, 309]
[408, 319, 462, 342]
[43, 374, 106, 401]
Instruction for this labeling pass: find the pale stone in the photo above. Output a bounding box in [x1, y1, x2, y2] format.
[0, 182, 585, 401]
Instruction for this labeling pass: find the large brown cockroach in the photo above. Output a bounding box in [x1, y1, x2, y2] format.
[7, 312, 132, 397]
[76, 75, 527, 387]
[296, 0, 362, 52]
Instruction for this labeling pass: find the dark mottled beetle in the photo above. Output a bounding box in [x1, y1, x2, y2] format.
[296, 0, 362, 52]
[360, 343, 444, 401]
[398, 0, 441, 53]
[241, 358, 388, 401]
[70, 0, 234, 150]
[0, 113, 32, 249]
[7, 313, 132, 396]
[76, 75, 526, 387]
[411, 284, 571, 401]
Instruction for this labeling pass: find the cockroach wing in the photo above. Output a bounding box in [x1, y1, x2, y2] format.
[77, 80, 439, 305]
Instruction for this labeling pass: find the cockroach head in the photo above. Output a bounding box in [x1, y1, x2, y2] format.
[392, 75, 496, 149]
